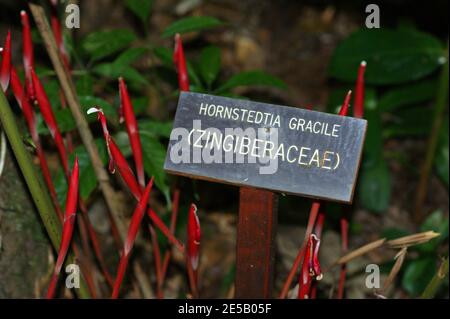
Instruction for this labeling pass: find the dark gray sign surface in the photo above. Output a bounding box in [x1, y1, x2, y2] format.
[164, 92, 367, 203]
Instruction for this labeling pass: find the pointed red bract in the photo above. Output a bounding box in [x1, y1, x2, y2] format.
[10, 66, 64, 221]
[112, 178, 154, 299]
[47, 156, 79, 299]
[50, 3, 70, 71]
[0, 30, 11, 92]
[338, 90, 352, 116]
[31, 67, 69, 175]
[91, 108, 185, 253]
[119, 78, 145, 187]
[187, 203, 200, 271]
[298, 234, 322, 299]
[353, 61, 366, 118]
[21, 10, 35, 100]
[173, 34, 189, 91]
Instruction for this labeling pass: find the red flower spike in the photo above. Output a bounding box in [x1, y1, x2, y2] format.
[119, 78, 145, 187]
[187, 203, 200, 271]
[298, 234, 322, 299]
[49, 3, 70, 71]
[21, 11, 35, 100]
[353, 61, 366, 119]
[87, 107, 115, 172]
[11, 66, 64, 221]
[112, 178, 154, 299]
[0, 30, 11, 92]
[173, 33, 189, 91]
[338, 90, 352, 116]
[31, 67, 69, 175]
[47, 156, 79, 299]
[90, 108, 184, 253]
[110, 139, 142, 200]
[10, 67, 35, 133]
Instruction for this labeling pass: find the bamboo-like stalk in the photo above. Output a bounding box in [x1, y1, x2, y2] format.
[414, 50, 449, 223]
[0, 89, 90, 298]
[28, 3, 127, 242]
[421, 256, 449, 299]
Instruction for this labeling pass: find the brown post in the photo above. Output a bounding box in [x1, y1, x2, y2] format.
[235, 187, 278, 298]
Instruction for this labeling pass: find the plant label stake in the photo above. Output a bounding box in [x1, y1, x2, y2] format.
[164, 92, 367, 298]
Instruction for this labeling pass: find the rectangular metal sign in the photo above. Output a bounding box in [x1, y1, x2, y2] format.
[164, 92, 367, 203]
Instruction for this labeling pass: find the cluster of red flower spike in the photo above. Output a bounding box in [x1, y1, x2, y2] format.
[2, 5, 364, 300]
[279, 62, 366, 300]
[1, 5, 200, 299]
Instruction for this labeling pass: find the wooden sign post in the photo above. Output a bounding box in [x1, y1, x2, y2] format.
[164, 92, 367, 298]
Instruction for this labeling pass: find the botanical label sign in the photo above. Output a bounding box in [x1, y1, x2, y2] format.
[164, 92, 367, 203]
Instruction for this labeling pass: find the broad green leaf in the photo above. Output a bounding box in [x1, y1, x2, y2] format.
[215, 71, 287, 93]
[42, 80, 62, 109]
[417, 210, 448, 253]
[132, 97, 149, 116]
[36, 108, 75, 135]
[93, 63, 148, 86]
[402, 258, 436, 297]
[140, 134, 170, 204]
[162, 16, 223, 38]
[138, 119, 173, 138]
[435, 119, 449, 188]
[125, 0, 153, 26]
[357, 158, 392, 213]
[383, 106, 432, 138]
[76, 74, 94, 96]
[199, 46, 221, 87]
[115, 47, 148, 67]
[82, 29, 136, 62]
[55, 139, 108, 203]
[378, 80, 436, 112]
[362, 107, 382, 164]
[329, 28, 445, 85]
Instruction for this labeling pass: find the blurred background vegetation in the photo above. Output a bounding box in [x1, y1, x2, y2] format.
[0, 0, 448, 298]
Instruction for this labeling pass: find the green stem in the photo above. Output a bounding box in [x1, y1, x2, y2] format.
[0, 89, 90, 299]
[421, 257, 449, 299]
[414, 50, 449, 223]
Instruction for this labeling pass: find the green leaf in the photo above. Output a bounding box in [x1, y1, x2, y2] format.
[36, 108, 75, 135]
[125, 0, 153, 26]
[93, 63, 148, 87]
[378, 80, 437, 112]
[362, 107, 383, 164]
[162, 16, 223, 38]
[402, 258, 436, 297]
[417, 210, 449, 253]
[216, 71, 287, 93]
[435, 119, 449, 188]
[42, 80, 62, 109]
[54, 140, 108, 203]
[138, 120, 172, 138]
[140, 134, 170, 204]
[82, 29, 137, 62]
[329, 28, 445, 85]
[199, 46, 221, 87]
[115, 47, 148, 67]
[76, 74, 94, 96]
[357, 158, 392, 213]
[383, 106, 433, 138]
